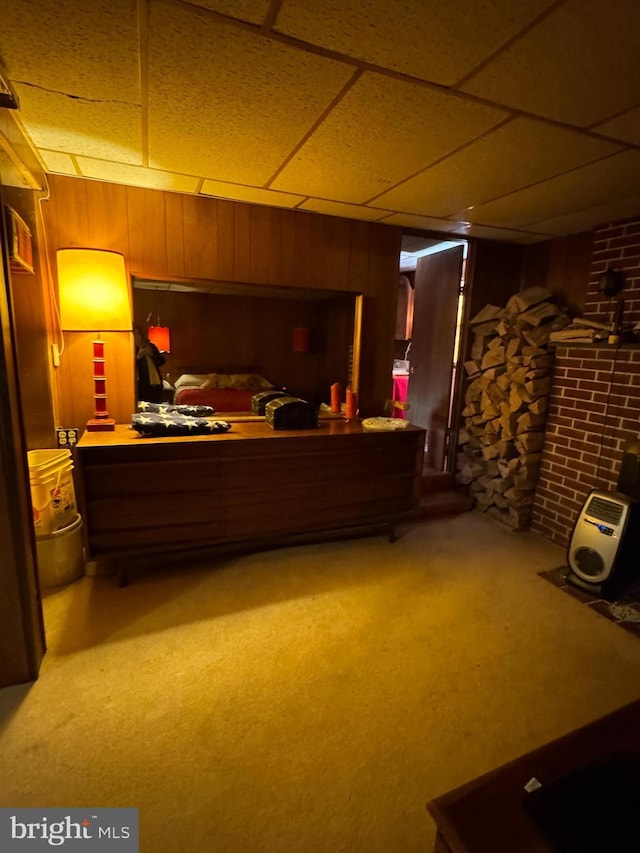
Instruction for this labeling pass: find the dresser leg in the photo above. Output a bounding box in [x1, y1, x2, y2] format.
[116, 560, 128, 588]
[433, 831, 454, 853]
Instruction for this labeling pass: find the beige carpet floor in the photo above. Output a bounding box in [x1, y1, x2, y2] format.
[1, 512, 640, 853]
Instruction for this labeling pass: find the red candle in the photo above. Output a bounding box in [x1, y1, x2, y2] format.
[330, 382, 341, 413]
[345, 387, 358, 419]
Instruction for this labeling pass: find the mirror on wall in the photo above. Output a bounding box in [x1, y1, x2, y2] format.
[132, 276, 362, 410]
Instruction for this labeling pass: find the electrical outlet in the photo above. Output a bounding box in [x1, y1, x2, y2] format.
[56, 427, 79, 447]
[51, 343, 60, 367]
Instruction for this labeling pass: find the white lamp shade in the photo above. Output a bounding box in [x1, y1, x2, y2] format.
[57, 248, 131, 331]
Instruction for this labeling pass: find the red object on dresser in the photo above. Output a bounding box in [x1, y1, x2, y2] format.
[175, 387, 257, 411]
[392, 374, 408, 419]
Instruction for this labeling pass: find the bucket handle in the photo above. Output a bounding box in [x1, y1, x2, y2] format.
[32, 465, 66, 514]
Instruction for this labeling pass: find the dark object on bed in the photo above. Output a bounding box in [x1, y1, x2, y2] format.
[251, 389, 289, 415]
[522, 748, 640, 852]
[265, 396, 318, 430]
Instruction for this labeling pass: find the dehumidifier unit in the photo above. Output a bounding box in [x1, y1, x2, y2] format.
[567, 489, 639, 599]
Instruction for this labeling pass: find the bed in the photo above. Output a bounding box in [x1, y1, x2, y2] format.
[173, 369, 276, 412]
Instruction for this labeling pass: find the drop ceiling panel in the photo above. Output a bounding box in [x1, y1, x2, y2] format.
[271, 72, 508, 203]
[455, 223, 550, 242]
[528, 193, 640, 236]
[275, 0, 555, 86]
[14, 85, 141, 165]
[375, 118, 622, 216]
[200, 179, 303, 208]
[460, 0, 640, 127]
[382, 213, 462, 233]
[460, 150, 640, 228]
[1, 0, 139, 102]
[147, 1, 354, 185]
[76, 158, 200, 193]
[593, 107, 640, 147]
[298, 199, 392, 220]
[184, 0, 271, 25]
[39, 150, 77, 175]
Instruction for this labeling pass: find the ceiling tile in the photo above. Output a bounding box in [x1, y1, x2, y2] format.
[1, 0, 139, 101]
[76, 158, 200, 193]
[38, 150, 78, 175]
[527, 193, 640, 236]
[200, 180, 303, 208]
[374, 118, 621, 216]
[183, 0, 271, 25]
[271, 72, 507, 203]
[298, 199, 392, 220]
[593, 107, 640, 146]
[14, 84, 141, 165]
[275, 0, 555, 86]
[453, 223, 551, 242]
[460, 0, 640, 127]
[381, 213, 461, 232]
[458, 150, 640, 228]
[147, 1, 354, 185]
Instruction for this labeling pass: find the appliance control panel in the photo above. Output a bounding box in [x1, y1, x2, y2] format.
[585, 518, 615, 536]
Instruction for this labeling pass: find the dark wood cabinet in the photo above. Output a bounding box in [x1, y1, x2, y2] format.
[76, 420, 425, 580]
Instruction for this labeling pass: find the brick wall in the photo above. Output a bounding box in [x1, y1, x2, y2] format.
[585, 217, 640, 326]
[531, 215, 640, 547]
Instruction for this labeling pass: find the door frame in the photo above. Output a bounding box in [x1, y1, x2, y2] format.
[0, 186, 46, 687]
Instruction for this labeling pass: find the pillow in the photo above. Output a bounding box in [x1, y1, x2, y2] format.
[227, 373, 274, 390]
[174, 373, 209, 389]
[202, 373, 232, 390]
[202, 373, 273, 390]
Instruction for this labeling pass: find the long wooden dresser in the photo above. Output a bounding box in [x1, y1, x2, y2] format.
[75, 419, 426, 583]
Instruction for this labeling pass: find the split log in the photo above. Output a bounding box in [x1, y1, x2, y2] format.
[481, 346, 507, 370]
[516, 432, 545, 453]
[519, 301, 561, 327]
[517, 411, 547, 432]
[470, 305, 504, 326]
[473, 320, 501, 337]
[505, 286, 553, 314]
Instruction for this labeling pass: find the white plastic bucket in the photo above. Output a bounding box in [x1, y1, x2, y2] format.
[27, 449, 77, 535]
[35, 513, 85, 587]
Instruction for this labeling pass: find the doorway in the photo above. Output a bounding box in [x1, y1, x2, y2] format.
[395, 235, 468, 474]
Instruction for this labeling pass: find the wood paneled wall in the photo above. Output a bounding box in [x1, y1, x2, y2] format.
[4, 187, 57, 448]
[522, 231, 593, 316]
[42, 176, 402, 427]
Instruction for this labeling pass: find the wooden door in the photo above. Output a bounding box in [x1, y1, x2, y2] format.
[0, 191, 45, 687]
[407, 246, 464, 470]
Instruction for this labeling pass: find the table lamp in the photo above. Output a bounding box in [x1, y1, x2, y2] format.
[56, 248, 131, 431]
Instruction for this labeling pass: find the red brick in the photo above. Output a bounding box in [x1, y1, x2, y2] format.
[596, 225, 626, 240]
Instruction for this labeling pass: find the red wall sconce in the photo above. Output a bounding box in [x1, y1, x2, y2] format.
[148, 325, 171, 353]
[292, 326, 310, 353]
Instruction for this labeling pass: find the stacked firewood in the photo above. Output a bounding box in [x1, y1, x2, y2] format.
[456, 286, 570, 530]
